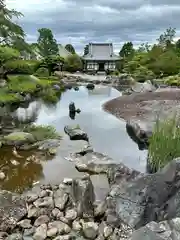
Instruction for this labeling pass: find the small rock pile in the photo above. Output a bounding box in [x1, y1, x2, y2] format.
[0, 175, 129, 240]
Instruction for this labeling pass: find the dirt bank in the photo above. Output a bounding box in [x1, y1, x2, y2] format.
[103, 88, 180, 122]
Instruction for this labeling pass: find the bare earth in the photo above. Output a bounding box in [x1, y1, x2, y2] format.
[103, 88, 180, 125]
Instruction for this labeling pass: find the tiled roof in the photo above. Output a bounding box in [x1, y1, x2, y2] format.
[83, 43, 119, 60]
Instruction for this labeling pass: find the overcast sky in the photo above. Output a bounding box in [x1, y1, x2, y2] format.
[6, 0, 180, 54]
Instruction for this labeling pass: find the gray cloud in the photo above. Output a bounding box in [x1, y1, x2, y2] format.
[13, 0, 180, 53]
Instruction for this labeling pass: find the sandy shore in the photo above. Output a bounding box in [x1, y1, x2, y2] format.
[103, 88, 180, 122]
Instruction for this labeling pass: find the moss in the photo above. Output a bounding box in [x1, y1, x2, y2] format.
[4, 132, 35, 143]
[0, 89, 22, 104]
[24, 124, 61, 141]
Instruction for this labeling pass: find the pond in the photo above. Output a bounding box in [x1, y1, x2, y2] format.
[0, 85, 147, 198]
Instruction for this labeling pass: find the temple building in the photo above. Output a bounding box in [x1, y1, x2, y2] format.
[83, 43, 120, 72]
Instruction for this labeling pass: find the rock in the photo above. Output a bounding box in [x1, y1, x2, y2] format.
[54, 189, 69, 211]
[131, 80, 156, 93]
[94, 200, 107, 218]
[64, 125, 88, 141]
[106, 158, 180, 229]
[32, 139, 61, 153]
[53, 84, 61, 90]
[74, 152, 121, 174]
[86, 83, 95, 90]
[23, 227, 36, 237]
[126, 119, 152, 150]
[17, 219, 32, 229]
[103, 226, 113, 238]
[74, 86, 79, 91]
[7, 233, 23, 240]
[118, 74, 135, 85]
[69, 102, 76, 112]
[34, 215, 50, 227]
[65, 209, 77, 221]
[72, 176, 95, 218]
[47, 227, 58, 237]
[63, 178, 73, 185]
[27, 205, 39, 218]
[33, 196, 54, 208]
[0, 172, 5, 180]
[52, 208, 63, 219]
[0, 191, 27, 232]
[3, 132, 34, 146]
[53, 235, 72, 240]
[129, 218, 180, 240]
[0, 232, 8, 238]
[72, 220, 82, 231]
[82, 222, 99, 239]
[33, 223, 47, 240]
[48, 221, 71, 234]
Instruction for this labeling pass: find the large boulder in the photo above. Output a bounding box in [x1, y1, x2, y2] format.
[64, 125, 88, 141]
[106, 158, 180, 229]
[3, 132, 35, 146]
[74, 151, 125, 174]
[131, 80, 156, 93]
[0, 191, 27, 231]
[126, 119, 152, 150]
[71, 176, 95, 218]
[129, 218, 180, 240]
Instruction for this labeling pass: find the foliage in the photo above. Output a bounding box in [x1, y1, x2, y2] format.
[64, 54, 83, 72]
[84, 44, 89, 55]
[35, 67, 49, 77]
[119, 28, 180, 79]
[0, 88, 21, 104]
[5, 60, 35, 74]
[0, 1, 25, 45]
[37, 28, 59, 57]
[34, 55, 64, 76]
[24, 124, 61, 141]
[148, 115, 180, 172]
[65, 44, 75, 54]
[0, 46, 19, 64]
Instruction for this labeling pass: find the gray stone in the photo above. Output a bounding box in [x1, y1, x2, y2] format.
[7, 233, 22, 240]
[33, 196, 54, 208]
[23, 227, 36, 237]
[52, 208, 63, 219]
[82, 222, 99, 239]
[63, 178, 73, 185]
[72, 220, 82, 231]
[64, 125, 88, 141]
[94, 201, 107, 218]
[72, 176, 95, 218]
[17, 219, 32, 229]
[48, 221, 71, 234]
[34, 215, 50, 227]
[33, 224, 47, 240]
[74, 152, 123, 174]
[27, 205, 39, 218]
[103, 226, 113, 238]
[33, 139, 61, 152]
[47, 227, 58, 237]
[53, 235, 72, 240]
[65, 209, 77, 221]
[39, 190, 48, 198]
[0, 232, 8, 239]
[11, 160, 19, 166]
[26, 193, 38, 203]
[54, 189, 69, 211]
[131, 80, 156, 93]
[0, 191, 27, 232]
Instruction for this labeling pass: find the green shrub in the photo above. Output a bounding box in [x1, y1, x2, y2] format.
[63, 54, 83, 72]
[35, 67, 49, 77]
[164, 75, 180, 86]
[5, 60, 34, 74]
[133, 66, 155, 82]
[24, 124, 61, 141]
[0, 89, 21, 104]
[40, 88, 59, 103]
[148, 115, 180, 172]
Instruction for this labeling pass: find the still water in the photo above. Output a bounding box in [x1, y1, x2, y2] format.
[0, 86, 147, 197]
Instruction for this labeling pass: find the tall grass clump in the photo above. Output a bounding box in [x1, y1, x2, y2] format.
[148, 115, 180, 172]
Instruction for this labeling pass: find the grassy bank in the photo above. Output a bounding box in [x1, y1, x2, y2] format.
[148, 115, 180, 172]
[0, 74, 64, 105]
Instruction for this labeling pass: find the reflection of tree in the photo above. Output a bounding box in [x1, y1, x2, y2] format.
[0, 160, 44, 193]
[0, 147, 44, 193]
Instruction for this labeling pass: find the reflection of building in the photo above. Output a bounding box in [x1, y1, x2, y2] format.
[83, 43, 120, 72]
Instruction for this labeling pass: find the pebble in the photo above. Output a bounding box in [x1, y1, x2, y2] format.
[0, 172, 5, 180]
[34, 215, 50, 227]
[33, 196, 54, 208]
[103, 226, 113, 238]
[39, 190, 48, 198]
[27, 205, 39, 218]
[54, 190, 69, 211]
[83, 222, 99, 239]
[17, 219, 32, 229]
[11, 159, 19, 166]
[0, 232, 8, 238]
[53, 235, 72, 240]
[48, 221, 71, 234]
[33, 224, 47, 240]
[63, 178, 73, 185]
[52, 208, 63, 219]
[7, 233, 22, 240]
[72, 220, 82, 231]
[23, 227, 36, 237]
[26, 193, 38, 203]
[47, 227, 58, 237]
[65, 209, 77, 221]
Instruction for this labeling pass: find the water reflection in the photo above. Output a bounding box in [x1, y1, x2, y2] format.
[0, 147, 45, 193]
